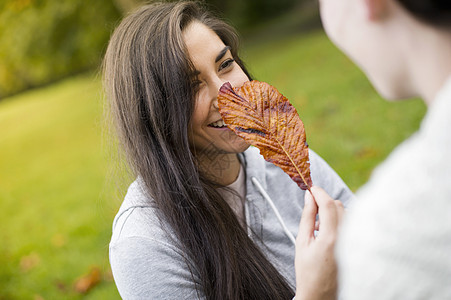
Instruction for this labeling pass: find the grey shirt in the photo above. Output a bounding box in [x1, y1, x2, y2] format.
[110, 147, 354, 299]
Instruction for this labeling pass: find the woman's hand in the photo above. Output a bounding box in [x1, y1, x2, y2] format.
[294, 186, 345, 300]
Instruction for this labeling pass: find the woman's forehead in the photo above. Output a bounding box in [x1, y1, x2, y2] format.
[183, 22, 227, 62]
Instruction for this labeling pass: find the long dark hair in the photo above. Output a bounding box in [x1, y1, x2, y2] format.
[397, 0, 451, 27]
[103, 1, 294, 299]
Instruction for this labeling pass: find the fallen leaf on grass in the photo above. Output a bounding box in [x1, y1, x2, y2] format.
[74, 266, 101, 294]
[19, 252, 41, 272]
[218, 80, 312, 191]
[54, 279, 68, 292]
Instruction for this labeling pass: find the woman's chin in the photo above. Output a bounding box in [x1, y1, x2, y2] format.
[235, 142, 251, 153]
[220, 139, 250, 154]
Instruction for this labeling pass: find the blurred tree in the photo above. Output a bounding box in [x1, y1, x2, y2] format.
[0, 0, 120, 99]
[0, 0, 307, 99]
[204, 0, 300, 29]
[112, 0, 145, 14]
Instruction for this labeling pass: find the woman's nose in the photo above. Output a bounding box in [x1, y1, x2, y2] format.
[212, 98, 219, 109]
[210, 77, 224, 109]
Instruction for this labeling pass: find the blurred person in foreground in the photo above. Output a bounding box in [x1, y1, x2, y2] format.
[103, 1, 353, 299]
[296, 0, 451, 299]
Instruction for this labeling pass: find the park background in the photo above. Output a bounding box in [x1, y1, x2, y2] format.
[0, 0, 426, 298]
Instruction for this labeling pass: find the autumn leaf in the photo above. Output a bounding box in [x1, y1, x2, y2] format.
[218, 80, 312, 191]
[74, 266, 101, 294]
[19, 252, 41, 273]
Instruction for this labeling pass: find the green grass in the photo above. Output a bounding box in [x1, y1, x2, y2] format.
[0, 74, 122, 299]
[0, 29, 426, 298]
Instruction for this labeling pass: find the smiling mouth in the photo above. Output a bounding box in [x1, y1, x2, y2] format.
[208, 119, 227, 128]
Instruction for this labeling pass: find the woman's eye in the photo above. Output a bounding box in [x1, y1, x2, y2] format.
[219, 58, 234, 71]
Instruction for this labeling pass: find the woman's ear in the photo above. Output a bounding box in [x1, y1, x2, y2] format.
[365, 0, 389, 21]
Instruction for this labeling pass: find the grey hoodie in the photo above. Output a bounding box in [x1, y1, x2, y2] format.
[110, 146, 354, 299]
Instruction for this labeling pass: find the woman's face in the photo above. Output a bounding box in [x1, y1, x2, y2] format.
[183, 21, 250, 156]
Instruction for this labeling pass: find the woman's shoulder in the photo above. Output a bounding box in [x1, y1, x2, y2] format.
[109, 180, 201, 298]
[110, 179, 176, 249]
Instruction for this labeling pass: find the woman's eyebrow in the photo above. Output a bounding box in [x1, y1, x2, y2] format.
[215, 46, 231, 63]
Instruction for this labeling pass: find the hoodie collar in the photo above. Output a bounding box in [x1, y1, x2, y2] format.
[240, 146, 268, 198]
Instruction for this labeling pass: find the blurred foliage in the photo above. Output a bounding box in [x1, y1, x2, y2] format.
[0, 0, 308, 98]
[0, 0, 120, 99]
[115, 0, 302, 27]
[201, 0, 301, 29]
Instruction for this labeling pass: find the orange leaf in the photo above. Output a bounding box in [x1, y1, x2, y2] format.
[74, 266, 101, 294]
[19, 252, 41, 273]
[218, 80, 312, 191]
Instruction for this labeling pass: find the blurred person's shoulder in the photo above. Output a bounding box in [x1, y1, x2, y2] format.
[336, 75, 451, 300]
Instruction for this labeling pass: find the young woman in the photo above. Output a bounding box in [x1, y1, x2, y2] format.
[103, 2, 353, 299]
[302, 0, 451, 299]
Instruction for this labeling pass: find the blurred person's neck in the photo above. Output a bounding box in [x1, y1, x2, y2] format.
[401, 16, 451, 106]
